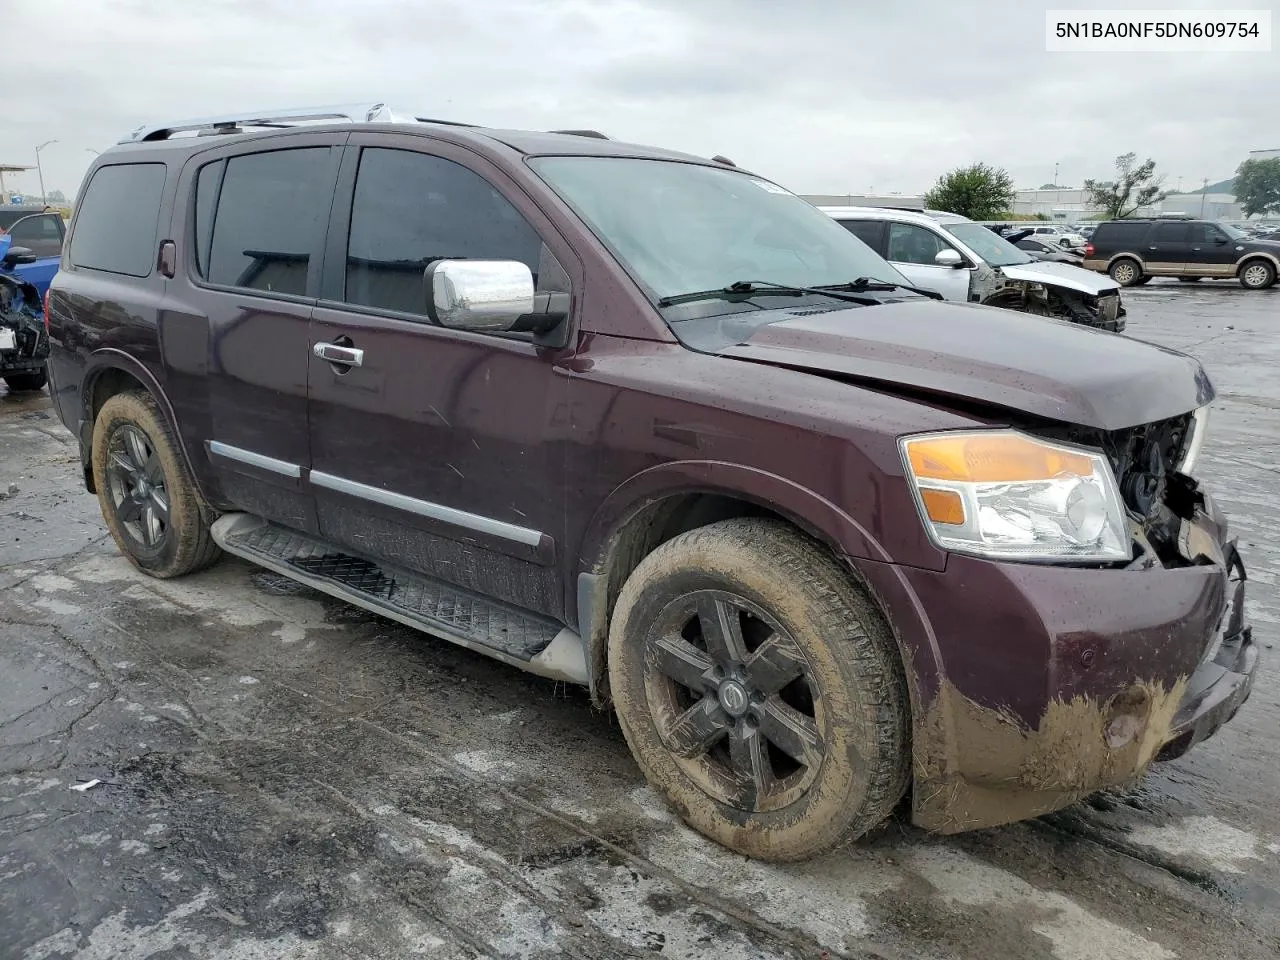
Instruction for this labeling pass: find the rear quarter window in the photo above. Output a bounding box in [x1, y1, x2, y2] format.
[68, 163, 167, 277]
[1094, 221, 1149, 248]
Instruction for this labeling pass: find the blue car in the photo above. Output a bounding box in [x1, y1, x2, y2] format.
[0, 233, 48, 391]
[0, 211, 63, 298]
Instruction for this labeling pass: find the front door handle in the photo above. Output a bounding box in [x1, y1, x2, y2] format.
[313, 341, 364, 367]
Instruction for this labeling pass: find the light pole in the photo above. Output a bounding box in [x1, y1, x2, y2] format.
[35, 139, 58, 204]
[1200, 177, 1209, 218]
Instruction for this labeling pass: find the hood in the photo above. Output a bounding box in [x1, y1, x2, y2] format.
[999, 258, 1119, 295]
[716, 299, 1212, 430]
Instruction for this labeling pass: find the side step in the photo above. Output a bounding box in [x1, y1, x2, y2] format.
[210, 513, 588, 684]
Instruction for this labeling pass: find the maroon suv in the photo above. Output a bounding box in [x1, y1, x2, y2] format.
[46, 106, 1257, 861]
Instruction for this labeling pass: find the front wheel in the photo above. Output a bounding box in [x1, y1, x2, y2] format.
[1240, 260, 1276, 290]
[91, 390, 221, 578]
[607, 518, 910, 861]
[3, 369, 47, 392]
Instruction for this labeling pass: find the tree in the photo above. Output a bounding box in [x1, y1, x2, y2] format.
[45, 189, 66, 203]
[923, 163, 1016, 220]
[1084, 153, 1165, 219]
[1234, 158, 1280, 218]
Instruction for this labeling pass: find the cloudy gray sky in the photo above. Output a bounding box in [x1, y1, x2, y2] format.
[4, 0, 1277, 200]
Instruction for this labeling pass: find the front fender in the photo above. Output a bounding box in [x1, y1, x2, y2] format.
[577, 459, 893, 574]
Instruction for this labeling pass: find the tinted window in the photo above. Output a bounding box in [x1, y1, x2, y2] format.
[205, 148, 332, 296]
[68, 163, 166, 276]
[345, 148, 543, 316]
[837, 219, 884, 251]
[886, 222, 949, 265]
[193, 160, 224, 277]
[1095, 221, 1149, 247]
[1189, 223, 1227, 243]
[8, 214, 64, 258]
[1151, 222, 1190, 242]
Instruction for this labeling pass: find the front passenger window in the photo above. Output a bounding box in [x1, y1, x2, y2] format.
[886, 223, 949, 265]
[344, 148, 544, 318]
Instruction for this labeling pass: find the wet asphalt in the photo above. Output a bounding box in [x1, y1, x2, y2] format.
[1, 279, 1278, 960]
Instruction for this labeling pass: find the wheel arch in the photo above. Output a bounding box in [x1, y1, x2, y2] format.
[80, 350, 205, 500]
[1105, 252, 1145, 270]
[574, 461, 909, 709]
[1236, 251, 1280, 276]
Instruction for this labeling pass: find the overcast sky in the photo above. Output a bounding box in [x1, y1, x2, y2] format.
[4, 0, 1277, 200]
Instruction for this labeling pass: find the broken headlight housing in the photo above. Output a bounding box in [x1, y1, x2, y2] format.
[901, 430, 1129, 562]
[1179, 405, 1210, 475]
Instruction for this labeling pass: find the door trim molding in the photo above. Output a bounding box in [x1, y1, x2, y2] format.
[309, 470, 544, 547]
[208, 440, 302, 478]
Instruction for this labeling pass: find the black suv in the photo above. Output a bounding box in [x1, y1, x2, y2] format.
[1082, 217, 1280, 289]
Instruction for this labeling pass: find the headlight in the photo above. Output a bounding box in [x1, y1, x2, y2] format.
[901, 430, 1130, 562]
[1179, 405, 1210, 474]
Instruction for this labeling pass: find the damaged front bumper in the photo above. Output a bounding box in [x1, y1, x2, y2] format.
[895, 496, 1257, 834]
[0, 275, 48, 375]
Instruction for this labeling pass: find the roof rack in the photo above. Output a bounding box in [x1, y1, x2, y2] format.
[120, 105, 621, 146]
[119, 103, 415, 143]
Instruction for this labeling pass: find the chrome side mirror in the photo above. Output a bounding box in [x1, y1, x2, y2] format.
[424, 260, 535, 331]
[934, 248, 964, 268]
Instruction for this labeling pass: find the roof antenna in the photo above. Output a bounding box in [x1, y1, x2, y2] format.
[711, 155, 736, 167]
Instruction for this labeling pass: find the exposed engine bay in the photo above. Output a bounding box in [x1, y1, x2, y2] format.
[980, 280, 1126, 332]
[0, 273, 47, 375]
[1039, 411, 1220, 568]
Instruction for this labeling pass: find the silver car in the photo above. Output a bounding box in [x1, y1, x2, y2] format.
[823, 206, 1125, 331]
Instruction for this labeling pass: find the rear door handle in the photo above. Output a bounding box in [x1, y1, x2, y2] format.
[312, 342, 364, 367]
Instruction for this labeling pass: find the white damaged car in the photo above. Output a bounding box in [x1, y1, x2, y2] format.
[823, 206, 1125, 332]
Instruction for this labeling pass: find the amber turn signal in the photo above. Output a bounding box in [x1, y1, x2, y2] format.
[920, 488, 965, 525]
[905, 432, 1094, 483]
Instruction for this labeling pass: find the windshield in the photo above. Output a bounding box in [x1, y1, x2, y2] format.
[942, 222, 1034, 267]
[1219, 222, 1246, 240]
[529, 157, 908, 305]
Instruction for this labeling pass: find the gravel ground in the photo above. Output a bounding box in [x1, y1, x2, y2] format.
[1, 278, 1277, 960]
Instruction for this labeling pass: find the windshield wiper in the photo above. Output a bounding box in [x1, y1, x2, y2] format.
[817, 277, 943, 300]
[657, 279, 907, 309]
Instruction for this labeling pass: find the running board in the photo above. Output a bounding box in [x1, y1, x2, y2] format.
[210, 513, 588, 684]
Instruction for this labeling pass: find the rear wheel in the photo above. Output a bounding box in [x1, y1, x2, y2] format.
[1109, 258, 1142, 287]
[3, 369, 46, 392]
[607, 518, 910, 861]
[1239, 259, 1276, 290]
[91, 390, 221, 578]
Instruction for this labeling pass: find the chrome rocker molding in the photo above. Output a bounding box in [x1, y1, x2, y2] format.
[308, 470, 543, 547]
[208, 440, 302, 478]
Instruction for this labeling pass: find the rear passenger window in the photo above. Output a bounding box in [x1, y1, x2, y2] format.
[837, 220, 883, 250]
[201, 148, 332, 296]
[68, 163, 166, 277]
[1150, 222, 1190, 242]
[1097, 222, 1149, 246]
[344, 148, 543, 317]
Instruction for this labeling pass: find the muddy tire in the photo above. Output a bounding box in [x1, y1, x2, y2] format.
[3, 369, 47, 392]
[1239, 259, 1276, 290]
[1109, 258, 1142, 287]
[608, 518, 910, 861]
[91, 390, 221, 578]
